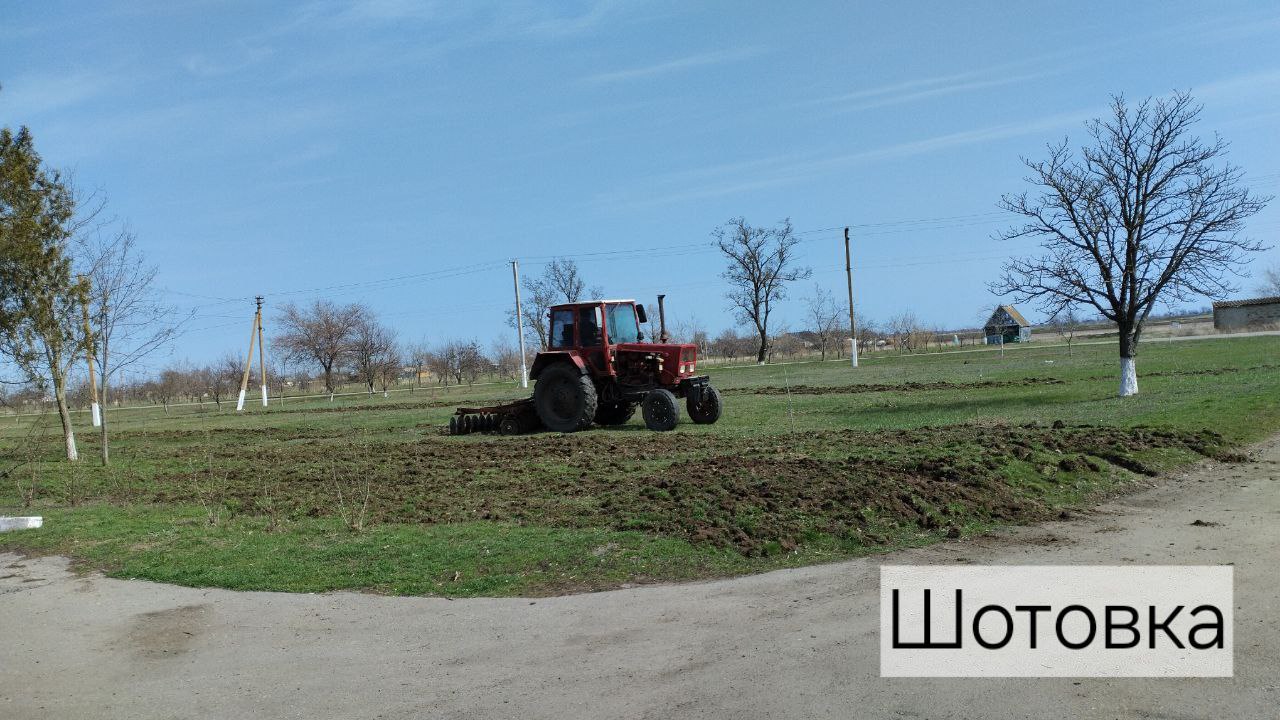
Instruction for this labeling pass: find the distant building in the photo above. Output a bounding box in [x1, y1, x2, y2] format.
[1212, 296, 1280, 331]
[984, 305, 1032, 345]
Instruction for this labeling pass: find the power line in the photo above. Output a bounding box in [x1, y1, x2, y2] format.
[212, 211, 1019, 301]
[159, 201, 1277, 310]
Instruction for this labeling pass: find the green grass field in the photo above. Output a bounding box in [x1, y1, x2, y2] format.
[2, 335, 1277, 596]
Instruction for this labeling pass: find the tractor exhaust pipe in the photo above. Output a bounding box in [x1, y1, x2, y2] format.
[657, 294, 669, 342]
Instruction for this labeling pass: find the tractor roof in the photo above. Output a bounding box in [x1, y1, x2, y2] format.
[550, 299, 637, 307]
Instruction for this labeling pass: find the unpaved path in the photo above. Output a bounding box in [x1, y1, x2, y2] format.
[3, 437, 1279, 719]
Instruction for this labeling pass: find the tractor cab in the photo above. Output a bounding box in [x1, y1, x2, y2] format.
[546, 299, 646, 351]
[531, 299, 700, 388]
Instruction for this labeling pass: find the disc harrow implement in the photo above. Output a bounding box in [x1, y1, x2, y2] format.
[448, 399, 541, 436]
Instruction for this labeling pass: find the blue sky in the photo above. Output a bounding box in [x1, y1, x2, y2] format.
[3, 0, 1279, 369]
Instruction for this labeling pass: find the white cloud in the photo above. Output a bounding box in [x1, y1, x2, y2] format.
[831, 71, 1054, 114]
[1191, 67, 1280, 103]
[603, 109, 1092, 208]
[295, 0, 624, 39]
[579, 47, 766, 86]
[183, 45, 275, 77]
[0, 69, 123, 118]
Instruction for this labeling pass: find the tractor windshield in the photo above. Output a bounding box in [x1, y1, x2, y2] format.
[605, 302, 640, 344]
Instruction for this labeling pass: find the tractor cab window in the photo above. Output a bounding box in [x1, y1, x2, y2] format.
[549, 309, 575, 349]
[579, 306, 603, 346]
[605, 302, 640, 344]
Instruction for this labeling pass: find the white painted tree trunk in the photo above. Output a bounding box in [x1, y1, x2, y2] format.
[1119, 356, 1139, 397]
[52, 378, 78, 462]
[261, 384, 268, 407]
[64, 427, 78, 461]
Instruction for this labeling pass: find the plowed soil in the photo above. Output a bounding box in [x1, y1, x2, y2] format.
[728, 378, 1065, 395]
[117, 423, 1235, 556]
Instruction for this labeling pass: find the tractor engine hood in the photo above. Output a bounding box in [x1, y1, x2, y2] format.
[615, 342, 699, 383]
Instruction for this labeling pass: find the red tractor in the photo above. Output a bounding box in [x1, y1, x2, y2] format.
[449, 297, 722, 434]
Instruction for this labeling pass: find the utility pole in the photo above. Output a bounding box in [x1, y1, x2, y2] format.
[844, 227, 858, 368]
[256, 296, 268, 407]
[236, 298, 260, 412]
[511, 260, 528, 388]
[79, 279, 101, 427]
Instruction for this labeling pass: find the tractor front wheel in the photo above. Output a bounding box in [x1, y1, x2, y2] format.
[534, 363, 598, 432]
[641, 388, 680, 431]
[687, 385, 722, 424]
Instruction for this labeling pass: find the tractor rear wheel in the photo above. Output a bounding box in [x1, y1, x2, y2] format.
[594, 400, 637, 426]
[641, 388, 680, 431]
[534, 363, 598, 432]
[687, 385, 722, 424]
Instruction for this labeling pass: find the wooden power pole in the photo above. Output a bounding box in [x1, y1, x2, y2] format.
[844, 227, 858, 368]
[511, 260, 528, 388]
[236, 297, 263, 412]
[256, 296, 268, 407]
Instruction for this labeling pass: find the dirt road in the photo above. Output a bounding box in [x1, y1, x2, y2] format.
[3, 437, 1278, 719]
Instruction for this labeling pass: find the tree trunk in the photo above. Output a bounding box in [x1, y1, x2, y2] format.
[52, 374, 78, 462]
[99, 375, 110, 466]
[323, 364, 335, 395]
[756, 329, 767, 364]
[1118, 324, 1139, 397]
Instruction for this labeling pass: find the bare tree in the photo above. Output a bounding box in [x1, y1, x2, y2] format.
[772, 330, 804, 360]
[804, 285, 841, 360]
[545, 258, 601, 302]
[854, 311, 877, 356]
[456, 340, 489, 386]
[908, 325, 932, 353]
[374, 343, 402, 395]
[155, 367, 183, 411]
[669, 314, 707, 347]
[208, 352, 241, 407]
[82, 227, 181, 464]
[886, 311, 920, 351]
[711, 328, 741, 363]
[349, 309, 396, 395]
[275, 300, 363, 395]
[994, 93, 1270, 396]
[427, 344, 454, 388]
[490, 335, 522, 380]
[1049, 308, 1080, 355]
[407, 340, 430, 392]
[715, 217, 811, 363]
[1259, 265, 1280, 295]
[448, 341, 465, 386]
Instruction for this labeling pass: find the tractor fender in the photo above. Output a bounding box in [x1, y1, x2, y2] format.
[529, 352, 587, 381]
